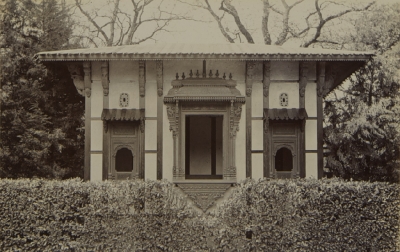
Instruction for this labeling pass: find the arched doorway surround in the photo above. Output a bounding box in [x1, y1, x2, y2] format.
[164, 71, 245, 182]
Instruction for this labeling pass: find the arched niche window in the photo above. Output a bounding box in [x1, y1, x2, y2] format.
[115, 148, 133, 172]
[275, 147, 293, 172]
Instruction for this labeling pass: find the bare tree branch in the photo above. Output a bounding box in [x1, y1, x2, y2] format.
[75, 0, 110, 45]
[219, 0, 254, 43]
[273, 0, 305, 45]
[262, 0, 272, 45]
[109, 0, 120, 45]
[302, 0, 375, 47]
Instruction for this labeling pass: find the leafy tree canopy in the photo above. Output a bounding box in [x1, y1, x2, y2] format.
[324, 3, 400, 182]
[0, 0, 84, 179]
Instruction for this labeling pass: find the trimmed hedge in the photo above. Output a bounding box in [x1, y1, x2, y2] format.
[0, 178, 399, 251]
[215, 179, 400, 251]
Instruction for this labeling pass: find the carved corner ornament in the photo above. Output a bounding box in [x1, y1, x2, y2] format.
[139, 60, 146, 97]
[101, 61, 109, 96]
[67, 64, 85, 96]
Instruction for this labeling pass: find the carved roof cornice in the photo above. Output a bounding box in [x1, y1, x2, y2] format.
[164, 78, 245, 103]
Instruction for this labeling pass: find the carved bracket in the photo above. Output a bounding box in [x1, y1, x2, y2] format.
[263, 61, 271, 97]
[103, 120, 108, 133]
[263, 117, 269, 134]
[83, 62, 92, 98]
[230, 101, 242, 138]
[246, 61, 256, 97]
[299, 61, 309, 98]
[101, 61, 109, 96]
[317, 62, 328, 97]
[139, 60, 146, 97]
[156, 60, 163, 97]
[140, 116, 145, 133]
[67, 63, 85, 96]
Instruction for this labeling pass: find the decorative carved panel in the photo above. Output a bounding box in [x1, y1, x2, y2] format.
[119, 93, 129, 107]
[280, 93, 288, 107]
[177, 183, 231, 211]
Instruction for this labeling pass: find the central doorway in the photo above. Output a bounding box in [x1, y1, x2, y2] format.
[185, 115, 223, 179]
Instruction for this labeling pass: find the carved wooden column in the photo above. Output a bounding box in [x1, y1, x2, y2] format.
[317, 62, 326, 179]
[245, 61, 255, 178]
[299, 61, 308, 178]
[139, 60, 146, 178]
[156, 60, 163, 180]
[263, 61, 271, 178]
[83, 61, 92, 181]
[227, 100, 242, 179]
[167, 100, 183, 180]
[101, 61, 110, 180]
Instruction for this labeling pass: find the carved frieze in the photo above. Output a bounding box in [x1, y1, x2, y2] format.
[139, 60, 146, 97]
[83, 62, 92, 98]
[156, 60, 163, 97]
[101, 61, 109, 96]
[67, 64, 85, 96]
[263, 61, 271, 97]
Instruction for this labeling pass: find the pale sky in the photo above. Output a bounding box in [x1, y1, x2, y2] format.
[66, 0, 400, 46]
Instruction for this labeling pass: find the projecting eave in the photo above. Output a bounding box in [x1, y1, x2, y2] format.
[36, 43, 374, 62]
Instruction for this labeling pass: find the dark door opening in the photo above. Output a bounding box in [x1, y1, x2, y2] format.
[185, 115, 223, 179]
[115, 147, 134, 180]
[275, 147, 293, 179]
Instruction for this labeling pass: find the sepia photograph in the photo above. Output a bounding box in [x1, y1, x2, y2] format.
[0, 0, 399, 250]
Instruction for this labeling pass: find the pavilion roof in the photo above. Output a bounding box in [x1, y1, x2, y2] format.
[36, 43, 373, 62]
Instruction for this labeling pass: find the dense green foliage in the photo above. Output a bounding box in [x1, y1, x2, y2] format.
[0, 0, 84, 178]
[0, 178, 398, 251]
[324, 4, 400, 182]
[217, 179, 400, 251]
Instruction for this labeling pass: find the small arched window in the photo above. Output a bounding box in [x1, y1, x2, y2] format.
[275, 147, 293, 171]
[115, 148, 133, 172]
